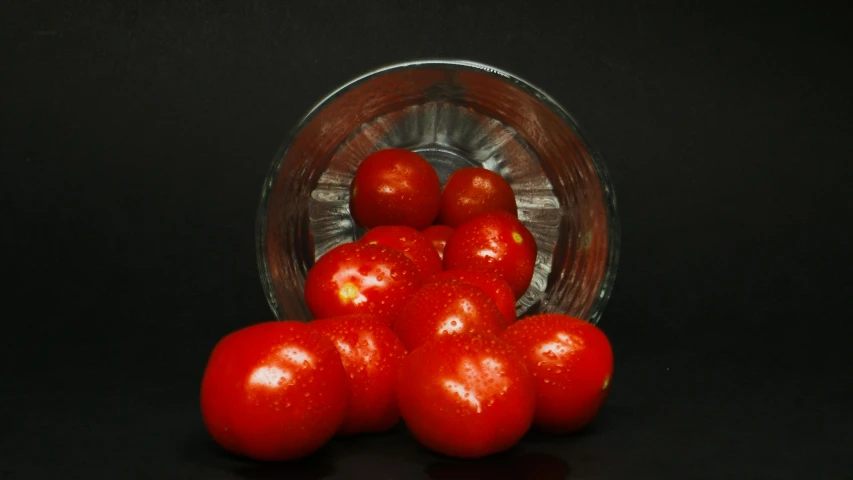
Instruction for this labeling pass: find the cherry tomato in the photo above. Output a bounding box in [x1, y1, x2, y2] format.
[349, 148, 441, 230]
[304, 242, 422, 324]
[437, 167, 517, 228]
[396, 333, 536, 458]
[393, 279, 506, 351]
[420, 224, 455, 261]
[427, 268, 517, 325]
[360, 225, 443, 278]
[200, 321, 349, 461]
[443, 211, 537, 299]
[310, 314, 408, 435]
[500, 314, 614, 433]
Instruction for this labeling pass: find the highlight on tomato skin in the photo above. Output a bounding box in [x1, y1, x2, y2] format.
[501, 313, 614, 433]
[426, 268, 518, 325]
[200, 321, 349, 462]
[437, 167, 518, 228]
[442, 210, 537, 299]
[360, 225, 443, 278]
[395, 332, 536, 458]
[392, 279, 507, 351]
[349, 148, 441, 230]
[420, 224, 455, 261]
[303, 242, 423, 325]
[310, 314, 408, 435]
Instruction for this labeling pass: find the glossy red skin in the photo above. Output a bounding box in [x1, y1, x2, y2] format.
[500, 314, 614, 433]
[437, 167, 518, 228]
[393, 279, 506, 351]
[427, 269, 517, 325]
[396, 333, 536, 458]
[310, 314, 408, 435]
[349, 148, 441, 230]
[360, 225, 443, 278]
[443, 211, 537, 299]
[420, 225, 455, 261]
[200, 321, 349, 461]
[304, 242, 422, 325]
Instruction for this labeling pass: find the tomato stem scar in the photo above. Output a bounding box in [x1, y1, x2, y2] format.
[339, 283, 359, 303]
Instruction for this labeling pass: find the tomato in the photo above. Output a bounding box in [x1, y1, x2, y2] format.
[437, 167, 517, 228]
[420, 224, 455, 261]
[427, 268, 517, 325]
[393, 279, 506, 351]
[500, 314, 614, 433]
[360, 225, 442, 278]
[200, 321, 349, 461]
[349, 148, 441, 230]
[443, 211, 537, 299]
[304, 242, 422, 324]
[396, 333, 536, 458]
[310, 314, 408, 435]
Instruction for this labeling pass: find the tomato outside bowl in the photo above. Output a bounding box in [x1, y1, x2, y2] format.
[256, 60, 620, 324]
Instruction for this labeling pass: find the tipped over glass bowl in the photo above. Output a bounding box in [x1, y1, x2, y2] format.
[256, 60, 619, 324]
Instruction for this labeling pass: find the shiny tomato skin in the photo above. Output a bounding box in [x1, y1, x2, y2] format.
[310, 314, 408, 435]
[500, 314, 614, 433]
[304, 242, 422, 324]
[420, 224, 455, 261]
[437, 167, 518, 228]
[427, 268, 517, 325]
[396, 333, 536, 458]
[200, 321, 349, 461]
[443, 211, 537, 299]
[393, 279, 506, 351]
[360, 225, 443, 278]
[349, 148, 441, 230]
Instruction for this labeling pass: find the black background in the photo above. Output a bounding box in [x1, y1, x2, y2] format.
[2, 1, 852, 478]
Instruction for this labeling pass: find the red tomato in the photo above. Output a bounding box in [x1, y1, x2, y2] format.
[396, 333, 536, 458]
[310, 314, 408, 435]
[437, 167, 518, 228]
[500, 314, 614, 433]
[349, 148, 441, 230]
[360, 225, 443, 278]
[420, 224, 455, 261]
[304, 242, 422, 324]
[443, 211, 537, 299]
[200, 321, 348, 461]
[393, 279, 506, 351]
[427, 269, 517, 325]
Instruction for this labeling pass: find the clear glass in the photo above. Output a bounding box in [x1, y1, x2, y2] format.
[256, 60, 620, 324]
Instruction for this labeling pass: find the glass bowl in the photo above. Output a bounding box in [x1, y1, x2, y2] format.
[256, 60, 619, 324]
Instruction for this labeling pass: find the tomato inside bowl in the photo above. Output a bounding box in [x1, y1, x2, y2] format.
[256, 59, 619, 323]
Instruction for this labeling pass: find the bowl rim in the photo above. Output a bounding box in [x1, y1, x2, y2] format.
[256, 59, 620, 324]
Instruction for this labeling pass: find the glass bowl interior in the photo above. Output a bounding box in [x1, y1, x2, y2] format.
[257, 60, 619, 324]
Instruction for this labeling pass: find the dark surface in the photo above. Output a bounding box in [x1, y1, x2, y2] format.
[2, 1, 852, 478]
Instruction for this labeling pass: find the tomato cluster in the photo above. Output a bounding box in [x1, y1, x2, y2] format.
[201, 148, 614, 461]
